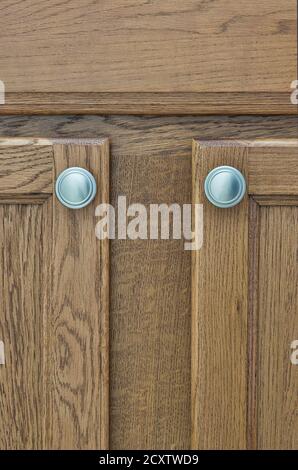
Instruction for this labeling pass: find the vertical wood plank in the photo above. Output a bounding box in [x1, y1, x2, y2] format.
[257, 206, 298, 449]
[46, 140, 109, 449]
[247, 198, 260, 450]
[110, 154, 191, 450]
[192, 141, 248, 449]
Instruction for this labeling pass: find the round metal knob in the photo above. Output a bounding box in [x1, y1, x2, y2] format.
[204, 166, 246, 208]
[55, 167, 97, 209]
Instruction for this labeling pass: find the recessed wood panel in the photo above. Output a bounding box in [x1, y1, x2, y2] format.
[0, 204, 46, 449]
[257, 206, 298, 449]
[0, 139, 109, 450]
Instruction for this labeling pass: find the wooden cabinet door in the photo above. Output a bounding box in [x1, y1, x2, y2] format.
[0, 138, 109, 450]
[192, 139, 298, 449]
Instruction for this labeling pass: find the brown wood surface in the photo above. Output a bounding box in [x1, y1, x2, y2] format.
[254, 195, 298, 206]
[192, 141, 248, 449]
[0, 143, 53, 195]
[0, 1, 296, 114]
[0, 139, 109, 449]
[257, 206, 298, 449]
[0, 204, 46, 449]
[46, 141, 109, 449]
[248, 143, 298, 195]
[0, 116, 296, 449]
[192, 139, 298, 449]
[247, 198, 260, 450]
[0, 115, 296, 157]
[0, 92, 296, 116]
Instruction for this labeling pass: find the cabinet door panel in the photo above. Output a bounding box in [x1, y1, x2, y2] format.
[192, 139, 298, 449]
[0, 139, 109, 450]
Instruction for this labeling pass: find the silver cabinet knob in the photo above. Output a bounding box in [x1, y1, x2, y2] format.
[204, 166, 246, 208]
[55, 167, 97, 209]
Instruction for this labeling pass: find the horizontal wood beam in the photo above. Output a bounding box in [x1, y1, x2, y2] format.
[0, 92, 296, 116]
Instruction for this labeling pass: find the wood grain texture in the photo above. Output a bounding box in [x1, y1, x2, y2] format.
[0, 340, 4, 365]
[46, 141, 109, 449]
[193, 138, 298, 450]
[0, 139, 109, 450]
[193, 139, 298, 195]
[0, 204, 46, 449]
[247, 198, 260, 450]
[0, 115, 296, 157]
[0, 92, 296, 116]
[254, 195, 298, 206]
[192, 141, 248, 449]
[248, 144, 298, 195]
[110, 156, 191, 450]
[0, 0, 295, 95]
[0, 195, 50, 204]
[0, 144, 53, 195]
[0, 115, 296, 450]
[257, 206, 298, 449]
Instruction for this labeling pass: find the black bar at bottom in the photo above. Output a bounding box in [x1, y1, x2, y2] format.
[0, 450, 297, 466]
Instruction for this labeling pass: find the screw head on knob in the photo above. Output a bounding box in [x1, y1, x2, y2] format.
[55, 167, 97, 209]
[204, 166, 246, 208]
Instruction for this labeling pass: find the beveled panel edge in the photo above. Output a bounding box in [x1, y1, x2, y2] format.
[194, 138, 298, 147]
[0, 137, 107, 146]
